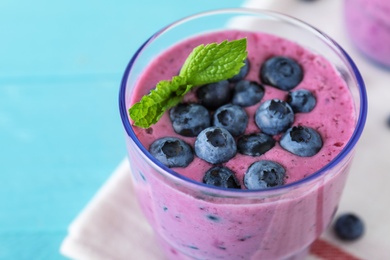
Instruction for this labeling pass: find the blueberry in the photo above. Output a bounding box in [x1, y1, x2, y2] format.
[229, 58, 250, 82]
[149, 137, 194, 167]
[244, 160, 286, 189]
[203, 166, 240, 189]
[232, 80, 265, 107]
[334, 213, 364, 241]
[213, 104, 248, 136]
[237, 133, 276, 156]
[169, 103, 210, 137]
[286, 89, 316, 113]
[255, 99, 294, 135]
[260, 56, 303, 91]
[280, 126, 323, 157]
[195, 126, 237, 164]
[197, 80, 231, 110]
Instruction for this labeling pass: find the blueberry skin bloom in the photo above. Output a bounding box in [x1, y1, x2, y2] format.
[169, 103, 210, 137]
[149, 137, 194, 168]
[334, 213, 365, 241]
[280, 126, 323, 157]
[228, 58, 250, 82]
[244, 160, 286, 189]
[286, 89, 316, 113]
[203, 166, 241, 189]
[232, 80, 265, 107]
[213, 104, 248, 136]
[195, 127, 237, 164]
[197, 80, 231, 110]
[237, 133, 276, 156]
[255, 99, 295, 135]
[260, 56, 303, 91]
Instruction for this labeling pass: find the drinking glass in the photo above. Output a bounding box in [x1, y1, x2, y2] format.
[119, 9, 367, 260]
[344, 0, 390, 67]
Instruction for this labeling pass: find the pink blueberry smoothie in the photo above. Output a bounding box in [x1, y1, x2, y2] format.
[126, 30, 356, 259]
[344, 0, 390, 67]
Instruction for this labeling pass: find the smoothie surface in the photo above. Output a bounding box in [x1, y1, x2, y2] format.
[129, 30, 355, 187]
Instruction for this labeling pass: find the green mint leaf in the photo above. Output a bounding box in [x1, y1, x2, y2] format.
[129, 75, 189, 128]
[129, 38, 247, 128]
[180, 38, 248, 86]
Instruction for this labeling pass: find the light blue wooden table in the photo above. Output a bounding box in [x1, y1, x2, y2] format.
[0, 0, 244, 259]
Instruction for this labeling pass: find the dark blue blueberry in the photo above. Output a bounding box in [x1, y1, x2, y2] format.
[232, 80, 265, 107]
[203, 166, 240, 189]
[286, 89, 316, 113]
[229, 58, 250, 82]
[197, 80, 231, 110]
[244, 160, 286, 189]
[280, 126, 323, 157]
[213, 104, 248, 136]
[237, 133, 275, 156]
[149, 137, 194, 167]
[334, 213, 364, 241]
[195, 126, 237, 164]
[255, 99, 294, 135]
[169, 103, 210, 137]
[260, 56, 303, 91]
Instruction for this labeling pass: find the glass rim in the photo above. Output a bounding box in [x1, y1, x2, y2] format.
[119, 8, 368, 195]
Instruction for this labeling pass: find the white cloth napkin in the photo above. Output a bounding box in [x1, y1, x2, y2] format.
[61, 0, 390, 259]
[61, 159, 166, 260]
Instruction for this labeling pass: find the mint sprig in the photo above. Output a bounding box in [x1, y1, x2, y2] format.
[129, 38, 248, 128]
